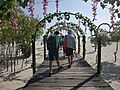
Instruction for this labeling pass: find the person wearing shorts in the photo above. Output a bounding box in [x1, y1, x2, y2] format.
[47, 31, 63, 76]
[65, 29, 76, 68]
[49, 48, 59, 61]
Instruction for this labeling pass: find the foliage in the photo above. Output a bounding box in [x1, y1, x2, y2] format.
[17, 14, 43, 43]
[46, 21, 84, 36]
[41, 12, 97, 35]
[89, 20, 120, 46]
[21, 42, 32, 58]
[110, 31, 120, 42]
[109, 21, 120, 42]
[90, 30, 111, 47]
[0, 0, 13, 19]
[0, 8, 44, 58]
[82, 0, 120, 6]
[82, 0, 120, 18]
[0, 9, 44, 45]
[16, 0, 30, 8]
[87, 19, 120, 47]
[0, 0, 30, 20]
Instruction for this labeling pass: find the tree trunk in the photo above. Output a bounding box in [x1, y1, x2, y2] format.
[21, 58, 24, 69]
[6, 44, 10, 71]
[114, 41, 119, 62]
[10, 45, 13, 72]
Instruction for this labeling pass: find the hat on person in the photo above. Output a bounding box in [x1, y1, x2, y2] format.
[68, 29, 72, 35]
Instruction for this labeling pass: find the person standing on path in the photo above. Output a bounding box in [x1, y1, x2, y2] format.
[65, 29, 76, 68]
[47, 31, 62, 76]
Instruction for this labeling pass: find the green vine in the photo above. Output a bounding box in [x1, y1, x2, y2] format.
[42, 12, 97, 35]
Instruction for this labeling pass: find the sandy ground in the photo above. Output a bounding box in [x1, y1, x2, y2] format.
[0, 42, 44, 90]
[0, 41, 120, 90]
[85, 41, 120, 90]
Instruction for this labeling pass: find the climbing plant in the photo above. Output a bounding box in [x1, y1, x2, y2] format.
[46, 21, 84, 36]
[38, 12, 97, 36]
[89, 29, 111, 47]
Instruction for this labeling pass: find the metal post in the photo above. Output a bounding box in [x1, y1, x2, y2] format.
[96, 23, 111, 75]
[82, 35, 86, 59]
[43, 35, 46, 60]
[97, 35, 101, 75]
[77, 36, 80, 54]
[32, 35, 36, 74]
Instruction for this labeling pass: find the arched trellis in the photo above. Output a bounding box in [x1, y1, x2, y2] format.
[46, 22, 84, 36]
[36, 12, 97, 34]
[44, 21, 85, 57]
[32, 12, 99, 74]
[96, 23, 111, 75]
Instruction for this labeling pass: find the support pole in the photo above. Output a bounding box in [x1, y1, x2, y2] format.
[77, 36, 80, 54]
[97, 35, 101, 75]
[82, 35, 86, 59]
[96, 23, 111, 75]
[32, 35, 36, 74]
[43, 35, 46, 60]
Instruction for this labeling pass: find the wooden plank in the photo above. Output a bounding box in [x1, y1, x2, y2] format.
[35, 67, 95, 75]
[51, 74, 96, 77]
[35, 71, 95, 74]
[23, 86, 113, 90]
[35, 80, 106, 84]
[28, 81, 110, 87]
[36, 67, 94, 72]
[23, 55, 113, 90]
[30, 77, 104, 82]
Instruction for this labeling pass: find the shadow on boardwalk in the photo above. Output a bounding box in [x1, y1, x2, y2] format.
[23, 65, 70, 88]
[70, 73, 97, 90]
[20, 55, 113, 90]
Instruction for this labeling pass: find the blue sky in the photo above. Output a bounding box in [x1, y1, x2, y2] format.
[23, 0, 111, 26]
[23, 0, 115, 36]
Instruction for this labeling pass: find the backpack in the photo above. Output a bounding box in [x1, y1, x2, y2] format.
[63, 35, 67, 50]
[59, 36, 64, 47]
[47, 35, 56, 50]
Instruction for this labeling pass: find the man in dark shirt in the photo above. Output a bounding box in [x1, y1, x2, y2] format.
[47, 31, 62, 76]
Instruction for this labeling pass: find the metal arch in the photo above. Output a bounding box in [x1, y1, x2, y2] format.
[96, 22, 111, 75]
[35, 12, 97, 38]
[31, 12, 97, 74]
[46, 25, 79, 36]
[97, 23, 111, 34]
[46, 21, 85, 37]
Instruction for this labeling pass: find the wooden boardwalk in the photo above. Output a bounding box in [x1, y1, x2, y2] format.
[23, 54, 113, 90]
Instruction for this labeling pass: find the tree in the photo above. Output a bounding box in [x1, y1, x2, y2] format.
[110, 21, 120, 62]
[0, 0, 30, 20]
[0, 8, 44, 74]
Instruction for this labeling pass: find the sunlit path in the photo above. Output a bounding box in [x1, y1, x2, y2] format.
[22, 54, 113, 90]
